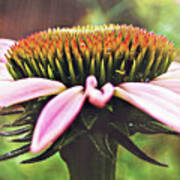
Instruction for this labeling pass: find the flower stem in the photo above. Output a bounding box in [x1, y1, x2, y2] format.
[61, 134, 117, 180]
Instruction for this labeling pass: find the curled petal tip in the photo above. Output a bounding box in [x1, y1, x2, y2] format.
[86, 80, 114, 108]
[85, 76, 114, 108]
[86, 75, 97, 89]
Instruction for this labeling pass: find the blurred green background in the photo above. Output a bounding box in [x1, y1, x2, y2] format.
[0, 0, 180, 179]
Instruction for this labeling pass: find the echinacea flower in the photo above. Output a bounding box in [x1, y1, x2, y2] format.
[0, 24, 179, 172]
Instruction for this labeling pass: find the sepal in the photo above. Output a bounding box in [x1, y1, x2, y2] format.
[109, 128, 168, 167]
[0, 144, 30, 161]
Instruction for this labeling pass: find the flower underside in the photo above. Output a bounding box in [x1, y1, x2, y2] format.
[6, 24, 175, 87]
[0, 100, 177, 166]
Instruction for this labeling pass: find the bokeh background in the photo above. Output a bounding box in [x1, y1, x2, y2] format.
[0, 0, 180, 179]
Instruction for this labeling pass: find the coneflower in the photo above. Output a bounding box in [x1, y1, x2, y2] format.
[0, 24, 179, 180]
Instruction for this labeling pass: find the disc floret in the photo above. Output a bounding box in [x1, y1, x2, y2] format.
[6, 24, 175, 87]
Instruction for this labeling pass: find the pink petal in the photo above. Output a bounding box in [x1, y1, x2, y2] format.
[0, 39, 15, 46]
[30, 86, 86, 153]
[167, 62, 180, 72]
[0, 78, 66, 107]
[0, 39, 15, 63]
[85, 75, 98, 89]
[151, 79, 180, 94]
[114, 83, 180, 132]
[0, 63, 13, 81]
[154, 62, 180, 81]
[152, 62, 180, 93]
[85, 75, 114, 108]
[154, 69, 180, 80]
[120, 83, 180, 106]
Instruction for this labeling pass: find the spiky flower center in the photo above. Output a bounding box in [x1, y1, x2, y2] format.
[6, 24, 175, 87]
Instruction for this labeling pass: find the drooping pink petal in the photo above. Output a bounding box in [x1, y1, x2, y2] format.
[114, 83, 180, 133]
[154, 69, 180, 80]
[151, 62, 180, 92]
[167, 62, 180, 72]
[0, 39, 15, 47]
[0, 39, 15, 63]
[151, 79, 180, 94]
[154, 62, 180, 80]
[0, 78, 66, 108]
[0, 63, 13, 81]
[85, 75, 114, 108]
[120, 83, 180, 106]
[30, 86, 86, 153]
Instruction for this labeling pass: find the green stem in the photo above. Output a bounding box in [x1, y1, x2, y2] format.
[61, 134, 117, 180]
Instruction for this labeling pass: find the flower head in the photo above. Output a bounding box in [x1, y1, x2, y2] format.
[0, 24, 179, 166]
